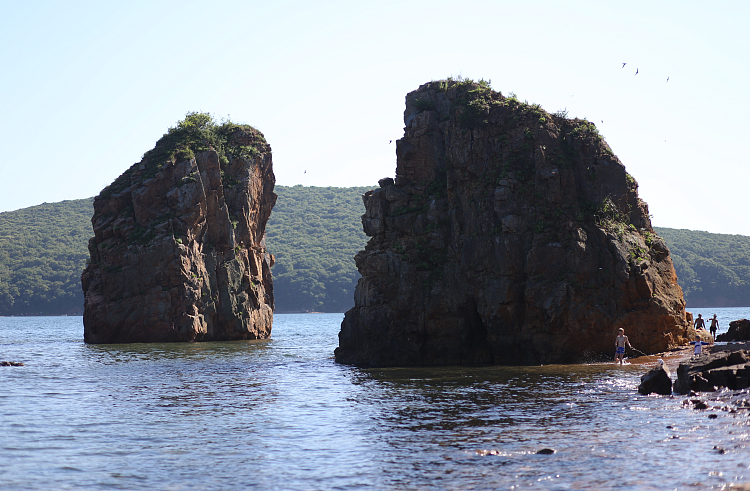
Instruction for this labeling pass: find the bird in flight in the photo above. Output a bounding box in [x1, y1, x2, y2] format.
[304, 170, 306, 174]
[389, 140, 392, 144]
[635, 68, 639, 75]
[622, 63, 627, 68]
[666, 76, 669, 82]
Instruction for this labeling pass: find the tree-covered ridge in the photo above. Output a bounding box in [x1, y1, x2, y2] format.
[267, 185, 372, 312]
[655, 227, 750, 307]
[0, 199, 94, 315]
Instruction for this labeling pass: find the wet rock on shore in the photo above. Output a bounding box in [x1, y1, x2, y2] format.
[673, 343, 750, 394]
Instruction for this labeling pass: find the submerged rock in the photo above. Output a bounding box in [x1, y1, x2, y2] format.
[82, 114, 276, 343]
[336, 80, 690, 367]
[0, 361, 24, 367]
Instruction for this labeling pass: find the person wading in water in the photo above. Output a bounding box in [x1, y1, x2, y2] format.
[615, 328, 633, 365]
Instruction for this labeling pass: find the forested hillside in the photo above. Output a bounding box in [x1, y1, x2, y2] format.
[654, 227, 750, 307]
[1, 191, 748, 315]
[268, 185, 371, 312]
[0, 200, 93, 315]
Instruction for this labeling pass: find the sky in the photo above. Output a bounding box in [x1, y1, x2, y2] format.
[1, 0, 748, 235]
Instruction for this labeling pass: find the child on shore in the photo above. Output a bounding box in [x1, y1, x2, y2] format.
[691, 335, 710, 355]
[615, 328, 633, 365]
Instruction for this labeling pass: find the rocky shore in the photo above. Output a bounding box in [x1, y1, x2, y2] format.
[674, 341, 750, 394]
[636, 340, 750, 422]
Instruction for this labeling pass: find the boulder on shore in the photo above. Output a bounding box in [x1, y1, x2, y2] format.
[716, 319, 750, 342]
[336, 80, 690, 367]
[82, 114, 276, 343]
[638, 365, 672, 395]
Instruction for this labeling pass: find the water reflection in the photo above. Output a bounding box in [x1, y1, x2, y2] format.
[84, 338, 273, 364]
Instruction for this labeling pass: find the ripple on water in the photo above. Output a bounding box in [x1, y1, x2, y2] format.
[1, 313, 750, 490]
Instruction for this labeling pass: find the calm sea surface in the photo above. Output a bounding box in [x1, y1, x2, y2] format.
[1, 311, 750, 490]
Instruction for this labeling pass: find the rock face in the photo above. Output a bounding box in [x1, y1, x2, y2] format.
[82, 115, 276, 343]
[716, 319, 750, 342]
[336, 80, 690, 366]
[674, 348, 750, 393]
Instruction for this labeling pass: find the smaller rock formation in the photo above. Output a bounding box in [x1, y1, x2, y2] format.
[673, 348, 750, 393]
[716, 319, 750, 342]
[82, 113, 276, 343]
[638, 364, 672, 395]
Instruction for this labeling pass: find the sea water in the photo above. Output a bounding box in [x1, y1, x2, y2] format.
[1, 311, 749, 490]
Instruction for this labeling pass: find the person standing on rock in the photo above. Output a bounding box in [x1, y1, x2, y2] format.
[694, 314, 706, 330]
[615, 328, 633, 365]
[709, 314, 719, 340]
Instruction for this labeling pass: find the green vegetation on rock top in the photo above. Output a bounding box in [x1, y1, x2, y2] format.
[102, 112, 268, 199]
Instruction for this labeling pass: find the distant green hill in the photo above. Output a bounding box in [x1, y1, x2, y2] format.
[0, 186, 372, 315]
[0, 199, 93, 315]
[654, 227, 750, 307]
[267, 185, 371, 312]
[1, 191, 748, 315]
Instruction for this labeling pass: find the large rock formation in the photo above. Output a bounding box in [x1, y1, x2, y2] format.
[336, 80, 690, 366]
[82, 114, 276, 343]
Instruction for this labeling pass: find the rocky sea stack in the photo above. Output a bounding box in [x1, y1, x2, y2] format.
[82, 113, 276, 343]
[336, 79, 690, 366]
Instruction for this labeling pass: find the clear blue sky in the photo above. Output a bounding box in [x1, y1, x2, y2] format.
[1, 0, 748, 235]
